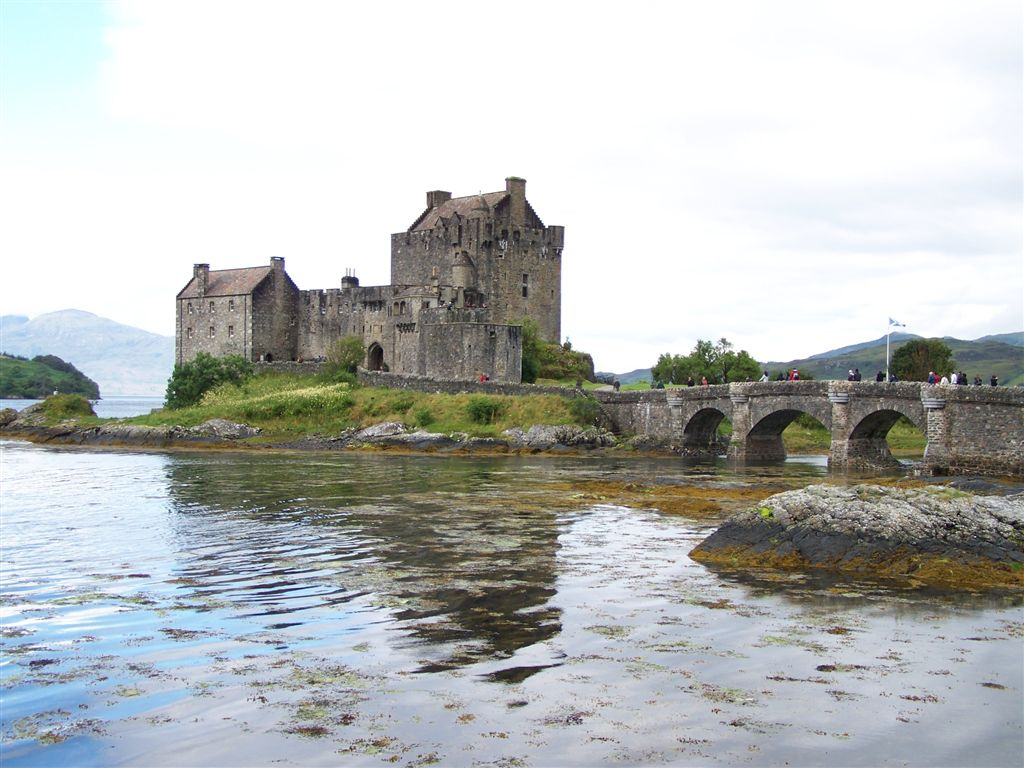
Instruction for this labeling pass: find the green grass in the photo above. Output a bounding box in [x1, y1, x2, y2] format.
[129, 372, 580, 441]
[28, 372, 928, 456]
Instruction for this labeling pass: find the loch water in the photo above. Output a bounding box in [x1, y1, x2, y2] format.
[1, 440, 1021, 767]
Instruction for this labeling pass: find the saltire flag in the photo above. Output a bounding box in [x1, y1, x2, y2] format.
[889, 318, 905, 327]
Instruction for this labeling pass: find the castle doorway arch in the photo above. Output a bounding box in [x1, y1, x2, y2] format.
[367, 343, 384, 371]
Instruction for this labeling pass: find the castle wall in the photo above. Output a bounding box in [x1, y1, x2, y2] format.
[250, 269, 299, 362]
[419, 311, 523, 383]
[175, 293, 252, 365]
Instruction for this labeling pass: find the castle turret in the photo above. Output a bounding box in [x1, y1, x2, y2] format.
[452, 250, 476, 290]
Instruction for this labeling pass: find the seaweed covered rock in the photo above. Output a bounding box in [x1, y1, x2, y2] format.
[690, 484, 1024, 589]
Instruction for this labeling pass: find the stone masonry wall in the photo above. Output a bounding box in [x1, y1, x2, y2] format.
[920, 383, 1024, 476]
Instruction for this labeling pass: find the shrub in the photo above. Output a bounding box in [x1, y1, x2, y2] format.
[413, 407, 435, 428]
[40, 393, 95, 419]
[568, 396, 603, 426]
[165, 353, 254, 409]
[323, 336, 364, 382]
[466, 396, 505, 424]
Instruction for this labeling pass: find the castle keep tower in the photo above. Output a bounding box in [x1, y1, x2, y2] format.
[390, 177, 564, 343]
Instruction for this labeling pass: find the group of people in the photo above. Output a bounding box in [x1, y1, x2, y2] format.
[927, 371, 998, 386]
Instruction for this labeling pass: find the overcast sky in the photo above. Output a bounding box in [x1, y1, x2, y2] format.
[1, 0, 1021, 373]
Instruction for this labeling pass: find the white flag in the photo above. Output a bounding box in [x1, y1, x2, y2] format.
[889, 318, 905, 327]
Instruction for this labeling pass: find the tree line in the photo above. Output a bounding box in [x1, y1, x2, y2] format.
[648, 337, 959, 387]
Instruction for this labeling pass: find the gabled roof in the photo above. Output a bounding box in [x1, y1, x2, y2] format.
[408, 190, 508, 232]
[177, 266, 274, 299]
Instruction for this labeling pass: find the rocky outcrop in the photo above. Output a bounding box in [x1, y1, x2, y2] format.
[0, 407, 261, 448]
[501, 425, 617, 451]
[1, 413, 619, 455]
[690, 484, 1024, 588]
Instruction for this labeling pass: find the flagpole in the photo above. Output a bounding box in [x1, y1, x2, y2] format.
[886, 324, 891, 381]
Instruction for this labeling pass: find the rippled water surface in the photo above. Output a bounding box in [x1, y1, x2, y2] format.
[1, 440, 1021, 767]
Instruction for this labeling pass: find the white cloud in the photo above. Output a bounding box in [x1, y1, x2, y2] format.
[0, 0, 1019, 372]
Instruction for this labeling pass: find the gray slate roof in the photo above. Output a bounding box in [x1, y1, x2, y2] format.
[177, 266, 273, 299]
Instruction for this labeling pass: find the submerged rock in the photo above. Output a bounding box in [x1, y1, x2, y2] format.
[690, 484, 1024, 589]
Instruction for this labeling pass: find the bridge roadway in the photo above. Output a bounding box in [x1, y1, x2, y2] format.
[594, 380, 1024, 477]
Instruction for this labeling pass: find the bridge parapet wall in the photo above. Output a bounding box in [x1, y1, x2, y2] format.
[918, 383, 1024, 477]
[592, 389, 673, 438]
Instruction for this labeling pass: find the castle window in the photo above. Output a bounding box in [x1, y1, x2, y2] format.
[228, 299, 235, 312]
[187, 327, 193, 339]
[209, 326, 215, 338]
[209, 301, 215, 313]
[228, 325, 235, 338]
[522, 273, 529, 298]
[187, 303, 193, 315]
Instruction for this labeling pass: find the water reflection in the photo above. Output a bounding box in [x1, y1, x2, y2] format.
[162, 453, 567, 673]
[4, 441, 1019, 768]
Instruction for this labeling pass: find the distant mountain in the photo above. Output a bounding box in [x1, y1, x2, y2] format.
[975, 332, 1024, 348]
[766, 334, 1023, 386]
[803, 332, 918, 361]
[595, 367, 653, 385]
[601, 332, 1024, 387]
[0, 310, 174, 397]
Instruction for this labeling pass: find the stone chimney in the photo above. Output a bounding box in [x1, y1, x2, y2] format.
[270, 256, 285, 271]
[426, 190, 452, 209]
[193, 263, 209, 296]
[506, 177, 526, 226]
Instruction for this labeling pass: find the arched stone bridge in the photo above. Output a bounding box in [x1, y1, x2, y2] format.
[594, 381, 1024, 477]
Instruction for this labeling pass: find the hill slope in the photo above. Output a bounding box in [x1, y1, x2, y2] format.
[0, 354, 101, 399]
[0, 310, 174, 396]
[767, 335, 1024, 386]
[601, 332, 1024, 386]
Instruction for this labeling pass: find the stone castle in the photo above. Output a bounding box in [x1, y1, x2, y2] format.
[175, 177, 564, 383]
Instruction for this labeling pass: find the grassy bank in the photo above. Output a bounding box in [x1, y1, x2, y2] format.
[130, 372, 580, 442]
[16, 373, 927, 455]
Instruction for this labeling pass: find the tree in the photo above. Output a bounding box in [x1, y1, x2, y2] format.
[520, 318, 543, 383]
[652, 338, 762, 385]
[651, 353, 688, 385]
[323, 336, 364, 382]
[891, 339, 956, 382]
[165, 353, 254, 409]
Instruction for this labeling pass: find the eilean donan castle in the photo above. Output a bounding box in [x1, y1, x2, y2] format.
[175, 177, 564, 383]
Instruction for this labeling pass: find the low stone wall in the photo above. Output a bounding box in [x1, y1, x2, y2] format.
[356, 369, 581, 400]
[255, 360, 324, 377]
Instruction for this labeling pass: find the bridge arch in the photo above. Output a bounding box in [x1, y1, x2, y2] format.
[679, 407, 729, 456]
[840, 408, 925, 469]
[741, 408, 829, 462]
